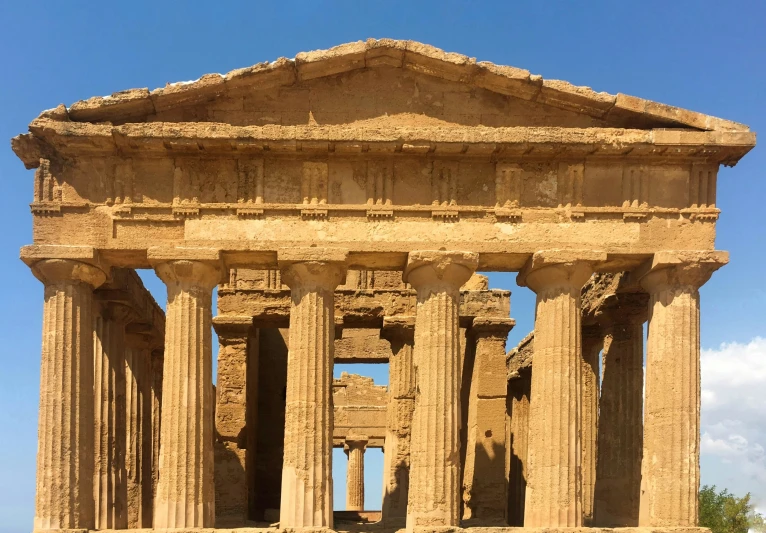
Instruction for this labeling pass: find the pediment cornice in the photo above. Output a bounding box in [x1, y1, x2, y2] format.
[12, 118, 755, 168]
[31, 39, 749, 134]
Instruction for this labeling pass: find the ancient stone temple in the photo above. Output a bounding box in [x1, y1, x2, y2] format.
[12, 39, 754, 533]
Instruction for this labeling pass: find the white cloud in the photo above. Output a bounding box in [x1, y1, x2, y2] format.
[701, 337, 766, 508]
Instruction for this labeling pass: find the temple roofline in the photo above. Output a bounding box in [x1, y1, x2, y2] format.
[21, 39, 751, 133]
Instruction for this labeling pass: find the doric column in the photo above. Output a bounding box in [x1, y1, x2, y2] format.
[124, 328, 155, 528]
[507, 370, 531, 526]
[462, 316, 515, 523]
[30, 258, 106, 531]
[594, 293, 647, 526]
[150, 347, 164, 508]
[278, 248, 348, 528]
[345, 436, 368, 511]
[517, 250, 605, 527]
[403, 250, 479, 530]
[92, 301, 130, 530]
[212, 315, 254, 526]
[638, 251, 727, 527]
[381, 315, 415, 523]
[581, 325, 603, 526]
[150, 251, 221, 528]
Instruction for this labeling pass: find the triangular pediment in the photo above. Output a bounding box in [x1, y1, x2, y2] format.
[56, 39, 748, 133]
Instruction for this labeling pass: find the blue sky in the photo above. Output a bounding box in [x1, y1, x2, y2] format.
[1, 1, 764, 530]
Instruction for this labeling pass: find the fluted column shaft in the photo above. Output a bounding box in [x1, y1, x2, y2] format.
[581, 326, 603, 526]
[31, 259, 106, 531]
[518, 251, 601, 527]
[638, 252, 726, 527]
[278, 252, 347, 528]
[124, 331, 155, 528]
[93, 302, 129, 530]
[381, 317, 415, 522]
[507, 374, 531, 526]
[595, 311, 644, 526]
[462, 317, 514, 523]
[153, 259, 220, 528]
[345, 438, 368, 511]
[404, 250, 478, 530]
[150, 348, 164, 507]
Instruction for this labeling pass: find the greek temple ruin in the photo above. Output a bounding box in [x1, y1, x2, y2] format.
[11, 39, 755, 533]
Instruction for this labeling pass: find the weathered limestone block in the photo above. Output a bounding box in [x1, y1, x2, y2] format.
[152, 257, 221, 528]
[278, 248, 347, 528]
[463, 317, 515, 524]
[581, 325, 603, 526]
[30, 259, 106, 531]
[594, 294, 647, 527]
[638, 251, 727, 527]
[333, 373, 388, 447]
[92, 301, 130, 530]
[213, 315, 254, 526]
[345, 437, 368, 511]
[404, 250, 479, 530]
[381, 315, 415, 522]
[517, 250, 605, 527]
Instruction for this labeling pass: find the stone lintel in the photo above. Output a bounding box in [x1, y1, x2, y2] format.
[277, 247, 349, 265]
[147, 246, 222, 264]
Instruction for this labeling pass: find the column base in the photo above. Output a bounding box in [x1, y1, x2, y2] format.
[64, 526, 712, 533]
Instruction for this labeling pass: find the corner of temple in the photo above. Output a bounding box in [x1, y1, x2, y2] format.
[637, 250, 729, 292]
[21, 245, 109, 288]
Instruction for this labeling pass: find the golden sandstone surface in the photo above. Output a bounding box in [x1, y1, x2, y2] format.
[11, 39, 755, 533]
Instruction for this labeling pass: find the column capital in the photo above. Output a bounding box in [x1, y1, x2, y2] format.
[344, 435, 369, 453]
[638, 250, 728, 293]
[596, 292, 649, 327]
[29, 258, 107, 289]
[470, 316, 515, 337]
[212, 315, 254, 341]
[148, 247, 222, 290]
[403, 250, 478, 290]
[381, 315, 415, 343]
[518, 250, 606, 292]
[278, 247, 348, 290]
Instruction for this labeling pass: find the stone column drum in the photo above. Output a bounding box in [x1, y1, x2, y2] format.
[403, 250, 478, 530]
[462, 316, 515, 523]
[517, 250, 604, 527]
[151, 256, 221, 528]
[594, 294, 646, 527]
[345, 437, 368, 511]
[31, 259, 106, 531]
[638, 251, 727, 527]
[381, 316, 415, 522]
[278, 249, 347, 528]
